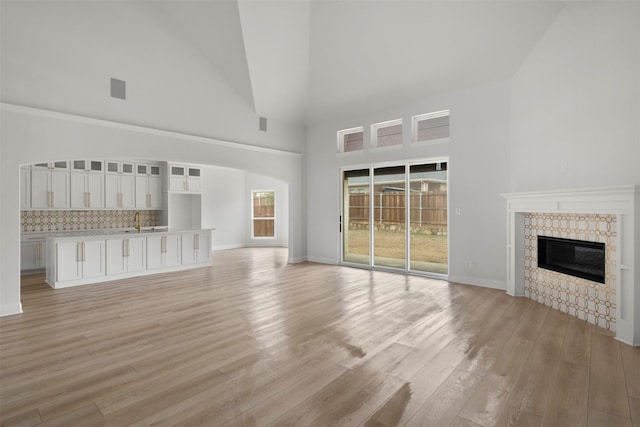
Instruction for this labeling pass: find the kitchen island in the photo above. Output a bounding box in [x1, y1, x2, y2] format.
[46, 228, 212, 288]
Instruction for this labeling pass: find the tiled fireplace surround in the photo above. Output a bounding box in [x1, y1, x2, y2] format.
[503, 186, 639, 346]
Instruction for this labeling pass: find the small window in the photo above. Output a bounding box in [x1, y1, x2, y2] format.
[371, 119, 403, 148]
[412, 110, 450, 143]
[252, 191, 275, 238]
[337, 127, 364, 153]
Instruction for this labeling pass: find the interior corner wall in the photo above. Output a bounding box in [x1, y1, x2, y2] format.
[244, 172, 289, 248]
[510, 1, 640, 192]
[201, 166, 247, 250]
[305, 82, 511, 289]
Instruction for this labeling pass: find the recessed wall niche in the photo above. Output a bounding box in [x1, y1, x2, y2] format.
[524, 213, 617, 330]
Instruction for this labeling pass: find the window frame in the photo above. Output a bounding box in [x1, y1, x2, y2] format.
[371, 118, 403, 149]
[337, 126, 365, 154]
[251, 190, 276, 239]
[411, 109, 450, 144]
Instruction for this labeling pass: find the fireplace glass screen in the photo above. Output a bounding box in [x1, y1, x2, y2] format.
[537, 236, 605, 283]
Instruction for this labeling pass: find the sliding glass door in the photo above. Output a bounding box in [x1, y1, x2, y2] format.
[409, 163, 448, 274]
[373, 166, 406, 269]
[341, 160, 448, 276]
[342, 169, 370, 265]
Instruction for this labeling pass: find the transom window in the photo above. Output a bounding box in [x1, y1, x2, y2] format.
[371, 119, 403, 148]
[337, 127, 364, 153]
[412, 110, 450, 143]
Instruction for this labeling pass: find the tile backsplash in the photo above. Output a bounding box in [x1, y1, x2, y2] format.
[524, 213, 617, 331]
[21, 210, 161, 233]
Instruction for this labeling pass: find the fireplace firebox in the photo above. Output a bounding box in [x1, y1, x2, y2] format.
[537, 235, 605, 284]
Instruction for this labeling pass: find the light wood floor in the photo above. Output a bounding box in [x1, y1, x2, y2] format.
[1, 248, 639, 427]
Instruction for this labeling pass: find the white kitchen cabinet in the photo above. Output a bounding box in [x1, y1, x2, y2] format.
[181, 231, 211, 265]
[20, 166, 31, 209]
[71, 172, 105, 209]
[31, 168, 70, 209]
[21, 240, 46, 271]
[71, 160, 104, 173]
[147, 234, 181, 270]
[56, 240, 105, 283]
[168, 163, 201, 193]
[105, 174, 135, 209]
[106, 236, 146, 275]
[136, 163, 162, 209]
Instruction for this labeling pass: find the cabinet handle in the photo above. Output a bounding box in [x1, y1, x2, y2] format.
[194, 234, 199, 250]
[161, 236, 167, 253]
[77, 242, 82, 262]
[147, 193, 151, 208]
[51, 191, 55, 208]
[127, 239, 131, 257]
[82, 242, 86, 262]
[47, 191, 52, 208]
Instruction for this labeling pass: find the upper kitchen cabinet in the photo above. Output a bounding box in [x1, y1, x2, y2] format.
[31, 162, 70, 209]
[168, 163, 201, 193]
[70, 160, 105, 209]
[105, 161, 135, 209]
[135, 162, 163, 209]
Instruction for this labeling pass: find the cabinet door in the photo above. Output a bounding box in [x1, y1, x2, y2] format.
[31, 169, 51, 208]
[21, 242, 39, 271]
[104, 174, 120, 208]
[87, 173, 105, 208]
[120, 175, 135, 208]
[147, 236, 164, 270]
[164, 235, 181, 267]
[21, 167, 31, 209]
[148, 177, 162, 208]
[82, 240, 105, 279]
[197, 232, 211, 264]
[135, 176, 149, 208]
[70, 173, 87, 208]
[106, 239, 127, 275]
[181, 233, 197, 265]
[57, 242, 82, 282]
[127, 237, 146, 272]
[50, 171, 70, 208]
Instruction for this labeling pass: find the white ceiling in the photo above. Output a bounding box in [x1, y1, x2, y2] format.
[157, 0, 564, 125]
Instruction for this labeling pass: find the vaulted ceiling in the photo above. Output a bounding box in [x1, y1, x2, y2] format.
[156, 0, 564, 125]
[1, 0, 565, 126]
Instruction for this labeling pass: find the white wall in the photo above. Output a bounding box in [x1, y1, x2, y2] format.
[201, 166, 247, 250]
[305, 82, 511, 289]
[0, 1, 305, 153]
[245, 172, 289, 248]
[510, 2, 640, 192]
[0, 0, 307, 316]
[0, 106, 305, 316]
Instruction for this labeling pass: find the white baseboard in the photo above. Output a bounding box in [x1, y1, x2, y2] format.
[288, 256, 307, 264]
[0, 302, 23, 317]
[448, 275, 506, 291]
[212, 243, 245, 251]
[306, 256, 338, 265]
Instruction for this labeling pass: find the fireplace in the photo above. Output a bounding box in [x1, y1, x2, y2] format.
[501, 185, 638, 346]
[537, 235, 605, 284]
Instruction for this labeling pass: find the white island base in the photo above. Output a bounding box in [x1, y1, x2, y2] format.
[46, 229, 212, 289]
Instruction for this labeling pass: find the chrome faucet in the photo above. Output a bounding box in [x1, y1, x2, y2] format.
[134, 212, 141, 233]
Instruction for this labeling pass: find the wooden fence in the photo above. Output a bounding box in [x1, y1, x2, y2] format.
[348, 191, 447, 227]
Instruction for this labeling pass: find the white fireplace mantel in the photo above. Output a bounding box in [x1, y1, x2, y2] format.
[502, 185, 639, 346]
